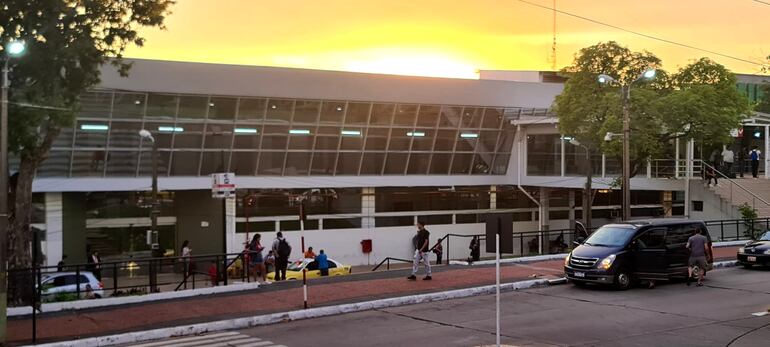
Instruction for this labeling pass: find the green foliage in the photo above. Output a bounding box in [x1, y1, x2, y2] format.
[738, 203, 759, 239]
[555, 42, 751, 175]
[758, 83, 770, 114]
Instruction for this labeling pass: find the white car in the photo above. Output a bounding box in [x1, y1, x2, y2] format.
[39, 271, 104, 301]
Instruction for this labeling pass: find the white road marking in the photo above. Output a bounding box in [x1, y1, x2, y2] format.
[130, 332, 241, 347]
[751, 311, 768, 316]
[129, 332, 285, 347]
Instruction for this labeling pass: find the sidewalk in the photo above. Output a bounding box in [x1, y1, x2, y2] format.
[7, 246, 740, 345]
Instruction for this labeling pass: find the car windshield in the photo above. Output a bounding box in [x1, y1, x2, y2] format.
[759, 231, 770, 241]
[288, 261, 305, 271]
[584, 226, 636, 247]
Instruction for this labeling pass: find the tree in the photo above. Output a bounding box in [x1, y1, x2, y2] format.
[554, 42, 750, 223]
[0, 0, 174, 319]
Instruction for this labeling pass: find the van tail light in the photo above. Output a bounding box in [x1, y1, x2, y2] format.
[98, 282, 104, 289]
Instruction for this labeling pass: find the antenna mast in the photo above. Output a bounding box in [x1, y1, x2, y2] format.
[550, 0, 557, 71]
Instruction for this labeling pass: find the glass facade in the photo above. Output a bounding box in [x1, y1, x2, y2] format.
[39, 90, 531, 178]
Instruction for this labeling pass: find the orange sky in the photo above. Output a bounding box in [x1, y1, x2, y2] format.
[125, 0, 770, 79]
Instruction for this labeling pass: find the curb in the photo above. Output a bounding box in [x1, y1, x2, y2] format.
[9, 281, 261, 317]
[27, 277, 561, 347]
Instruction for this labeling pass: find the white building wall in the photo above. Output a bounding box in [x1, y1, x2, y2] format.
[44, 193, 64, 267]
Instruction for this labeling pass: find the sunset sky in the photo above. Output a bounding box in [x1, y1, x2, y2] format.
[125, 0, 770, 79]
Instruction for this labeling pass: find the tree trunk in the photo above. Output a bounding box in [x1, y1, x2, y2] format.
[7, 158, 37, 306]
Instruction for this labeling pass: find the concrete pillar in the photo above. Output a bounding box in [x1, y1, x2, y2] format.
[225, 197, 237, 253]
[44, 193, 64, 267]
[62, 193, 87, 264]
[490, 185, 497, 210]
[568, 190, 576, 231]
[765, 125, 769, 179]
[539, 187, 550, 254]
[362, 187, 375, 229]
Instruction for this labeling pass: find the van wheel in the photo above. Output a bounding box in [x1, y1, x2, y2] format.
[742, 264, 753, 269]
[571, 280, 586, 287]
[613, 269, 631, 290]
[690, 266, 701, 279]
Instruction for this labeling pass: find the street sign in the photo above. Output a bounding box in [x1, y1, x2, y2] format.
[485, 213, 513, 253]
[211, 172, 236, 198]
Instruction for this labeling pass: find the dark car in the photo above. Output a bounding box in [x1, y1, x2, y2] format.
[564, 219, 713, 290]
[737, 230, 770, 268]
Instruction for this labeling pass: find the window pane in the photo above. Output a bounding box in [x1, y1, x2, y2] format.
[384, 153, 408, 174]
[360, 153, 385, 175]
[146, 93, 177, 119]
[142, 122, 175, 149]
[339, 128, 363, 150]
[201, 152, 230, 175]
[79, 91, 112, 118]
[310, 152, 336, 175]
[203, 124, 233, 149]
[138, 150, 171, 177]
[455, 131, 478, 152]
[407, 153, 430, 174]
[434, 129, 457, 151]
[478, 130, 500, 152]
[52, 128, 74, 148]
[410, 129, 434, 151]
[266, 99, 293, 123]
[345, 102, 370, 125]
[526, 134, 560, 176]
[320, 101, 345, 123]
[75, 121, 109, 147]
[288, 127, 316, 150]
[293, 100, 320, 123]
[324, 218, 361, 230]
[416, 105, 440, 127]
[231, 152, 257, 175]
[364, 128, 389, 150]
[109, 121, 143, 149]
[336, 153, 361, 175]
[472, 154, 493, 174]
[429, 153, 452, 174]
[71, 151, 105, 176]
[106, 151, 138, 176]
[208, 97, 237, 120]
[393, 104, 418, 126]
[233, 125, 262, 149]
[177, 95, 208, 119]
[370, 103, 394, 125]
[461, 107, 483, 128]
[482, 108, 503, 129]
[257, 152, 285, 175]
[451, 153, 473, 174]
[497, 130, 515, 152]
[113, 92, 146, 119]
[492, 153, 510, 175]
[439, 106, 462, 128]
[38, 151, 71, 177]
[388, 128, 412, 151]
[170, 151, 200, 175]
[314, 126, 340, 150]
[173, 123, 205, 149]
[285, 152, 311, 175]
[261, 125, 289, 150]
[238, 98, 266, 121]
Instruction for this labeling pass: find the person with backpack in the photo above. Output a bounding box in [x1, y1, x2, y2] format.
[749, 146, 762, 178]
[272, 232, 292, 281]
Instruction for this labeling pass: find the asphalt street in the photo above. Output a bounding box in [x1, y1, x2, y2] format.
[227, 266, 770, 347]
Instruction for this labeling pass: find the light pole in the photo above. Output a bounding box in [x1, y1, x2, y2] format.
[598, 69, 656, 221]
[1, 40, 26, 344]
[139, 129, 159, 292]
[568, 139, 592, 230]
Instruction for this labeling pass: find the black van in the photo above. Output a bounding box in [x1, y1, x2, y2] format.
[564, 219, 713, 290]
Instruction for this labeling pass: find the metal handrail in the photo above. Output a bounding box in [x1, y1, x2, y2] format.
[371, 257, 413, 271]
[701, 161, 770, 210]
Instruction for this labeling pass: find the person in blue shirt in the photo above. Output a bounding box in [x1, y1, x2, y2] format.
[750, 146, 762, 178]
[316, 250, 329, 276]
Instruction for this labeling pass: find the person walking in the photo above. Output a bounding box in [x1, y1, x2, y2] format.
[432, 242, 443, 265]
[407, 221, 432, 281]
[721, 147, 734, 177]
[272, 232, 292, 281]
[686, 229, 709, 287]
[249, 234, 267, 283]
[316, 250, 329, 276]
[181, 240, 192, 277]
[750, 146, 762, 178]
[468, 236, 481, 263]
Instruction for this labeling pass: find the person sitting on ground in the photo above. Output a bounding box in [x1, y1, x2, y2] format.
[304, 246, 316, 259]
[316, 250, 329, 276]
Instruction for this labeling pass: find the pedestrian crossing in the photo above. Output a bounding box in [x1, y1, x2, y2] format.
[129, 331, 286, 347]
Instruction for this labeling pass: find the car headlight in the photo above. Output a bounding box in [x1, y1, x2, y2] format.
[598, 254, 616, 270]
[764, 249, 770, 255]
[564, 253, 571, 266]
[738, 247, 745, 253]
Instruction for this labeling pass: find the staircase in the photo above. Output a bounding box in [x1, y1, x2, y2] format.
[709, 178, 770, 217]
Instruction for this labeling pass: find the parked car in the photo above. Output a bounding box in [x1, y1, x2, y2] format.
[267, 258, 352, 281]
[39, 271, 104, 302]
[564, 219, 713, 290]
[737, 230, 770, 268]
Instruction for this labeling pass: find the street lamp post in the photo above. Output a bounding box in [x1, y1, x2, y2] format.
[139, 129, 159, 292]
[569, 139, 592, 230]
[598, 69, 656, 221]
[1, 40, 26, 344]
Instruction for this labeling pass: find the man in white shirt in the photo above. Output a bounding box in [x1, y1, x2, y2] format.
[721, 148, 734, 176]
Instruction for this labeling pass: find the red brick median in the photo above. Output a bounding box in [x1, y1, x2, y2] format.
[7, 246, 740, 345]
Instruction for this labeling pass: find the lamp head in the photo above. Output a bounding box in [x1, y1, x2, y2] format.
[597, 74, 616, 84]
[604, 132, 613, 142]
[138, 129, 155, 142]
[5, 41, 25, 56]
[642, 69, 656, 79]
[568, 138, 581, 147]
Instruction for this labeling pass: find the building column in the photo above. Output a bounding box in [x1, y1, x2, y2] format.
[362, 187, 375, 229]
[539, 187, 550, 254]
[225, 196, 237, 254]
[568, 190, 576, 231]
[765, 125, 769, 179]
[44, 193, 63, 267]
[490, 185, 497, 210]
